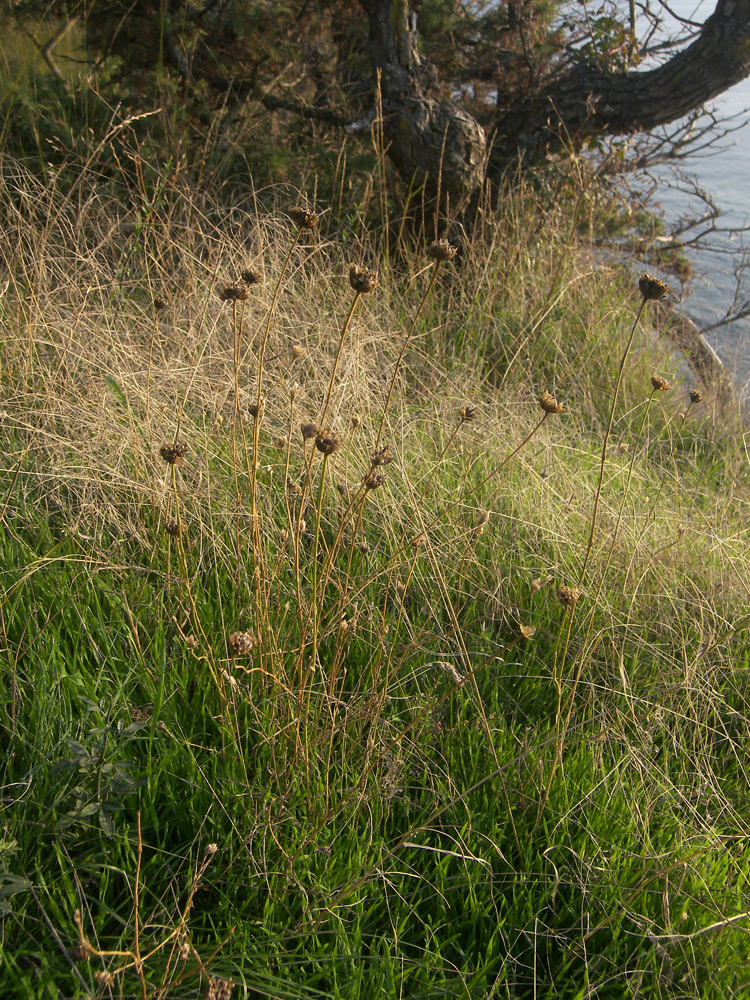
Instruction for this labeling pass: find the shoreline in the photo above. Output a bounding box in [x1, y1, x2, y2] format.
[652, 300, 737, 410]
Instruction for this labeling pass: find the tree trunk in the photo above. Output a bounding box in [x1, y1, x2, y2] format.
[361, 0, 750, 211]
[360, 0, 486, 224]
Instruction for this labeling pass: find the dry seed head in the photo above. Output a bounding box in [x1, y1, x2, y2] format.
[229, 630, 257, 656]
[165, 519, 181, 538]
[539, 391, 564, 414]
[650, 374, 671, 392]
[273, 436, 288, 451]
[72, 942, 91, 963]
[459, 405, 478, 423]
[349, 264, 379, 294]
[431, 660, 466, 686]
[425, 238, 458, 262]
[370, 446, 393, 467]
[289, 207, 318, 230]
[240, 267, 263, 286]
[203, 842, 218, 858]
[290, 343, 304, 359]
[205, 978, 234, 1000]
[315, 428, 341, 455]
[557, 584, 581, 608]
[638, 273, 669, 301]
[218, 282, 249, 302]
[153, 295, 168, 313]
[351, 414, 361, 430]
[689, 389, 704, 404]
[95, 971, 115, 986]
[519, 624, 537, 639]
[160, 441, 188, 465]
[531, 574, 553, 594]
[247, 400, 263, 420]
[286, 476, 302, 498]
[301, 421, 318, 441]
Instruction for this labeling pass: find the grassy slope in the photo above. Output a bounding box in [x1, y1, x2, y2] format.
[0, 152, 749, 1000]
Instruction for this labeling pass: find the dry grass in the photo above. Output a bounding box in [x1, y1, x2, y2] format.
[2, 144, 750, 998]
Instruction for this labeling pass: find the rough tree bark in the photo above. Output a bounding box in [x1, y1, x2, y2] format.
[359, 0, 487, 219]
[361, 0, 750, 210]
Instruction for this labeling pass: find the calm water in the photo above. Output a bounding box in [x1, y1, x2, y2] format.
[637, 0, 750, 396]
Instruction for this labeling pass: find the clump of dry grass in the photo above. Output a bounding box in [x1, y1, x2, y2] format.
[3, 143, 750, 999]
[0, 153, 744, 650]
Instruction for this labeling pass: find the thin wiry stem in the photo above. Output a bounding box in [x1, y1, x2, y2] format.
[376, 259, 443, 447]
[578, 297, 647, 586]
[250, 225, 304, 637]
[320, 290, 361, 426]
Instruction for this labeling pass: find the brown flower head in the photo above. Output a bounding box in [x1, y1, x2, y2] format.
[72, 942, 91, 963]
[349, 264, 378, 294]
[159, 441, 188, 465]
[650, 374, 671, 392]
[370, 446, 393, 467]
[315, 428, 341, 456]
[363, 469, 386, 490]
[164, 519, 181, 538]
[557, 584, 580, 608]
[638, 273, 669, 301]
[290, 343, 304, 359]
[539, 391, 564, 414]
[289, 208, 318, 230]
[459, 405, 478, 423]
[247, 400, 263, 420]
[153, 295, 168, 313]
[240, 267, 263, 286]
[689, 388, 704, 404]
[301, 421, 319, 441]
[531, 574, 553, 594]
[474, 511, 490, 536]
[425, 238, 458, 262]
[229, 631, 257, 656]
[286, 476, 302, 498]
[205, 977, 234, 1000]
[218, 282, 249, 303]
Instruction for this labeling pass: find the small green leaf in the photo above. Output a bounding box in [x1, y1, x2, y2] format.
[105, 375, 128, 407]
